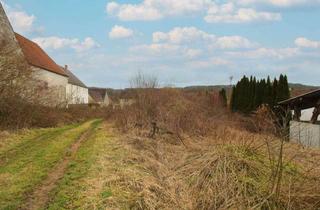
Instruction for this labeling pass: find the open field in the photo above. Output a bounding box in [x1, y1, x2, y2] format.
[1, 119, 320, 210]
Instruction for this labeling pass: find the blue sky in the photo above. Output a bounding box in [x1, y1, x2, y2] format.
[2, 0, 320, 88]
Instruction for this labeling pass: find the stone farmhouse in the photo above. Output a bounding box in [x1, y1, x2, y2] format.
[0, 3, 88, 106]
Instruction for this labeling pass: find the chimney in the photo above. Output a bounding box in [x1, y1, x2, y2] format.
[64, 65, 68, 70]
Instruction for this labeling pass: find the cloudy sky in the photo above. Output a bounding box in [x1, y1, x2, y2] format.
[2, 0, 320, 88]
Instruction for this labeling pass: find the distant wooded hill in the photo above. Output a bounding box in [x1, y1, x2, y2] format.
[184, 83, 319, 91]
[93, 83, 319, 102]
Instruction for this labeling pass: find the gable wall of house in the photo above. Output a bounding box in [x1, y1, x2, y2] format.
[0, 3, 27, 65]
[103, 92, 110, 106]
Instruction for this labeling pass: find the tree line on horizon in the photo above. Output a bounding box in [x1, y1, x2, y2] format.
[230, 74, 290, 113]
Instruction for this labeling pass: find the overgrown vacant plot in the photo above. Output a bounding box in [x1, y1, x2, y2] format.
[1, 120, 320, 210]
[0, 120, 101, 209]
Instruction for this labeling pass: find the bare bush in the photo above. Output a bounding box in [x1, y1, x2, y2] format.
[112, 73, 231, 143]
[130, 71, 159, 89]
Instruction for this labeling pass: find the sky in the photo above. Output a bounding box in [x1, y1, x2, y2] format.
[1, 0, 320, 88]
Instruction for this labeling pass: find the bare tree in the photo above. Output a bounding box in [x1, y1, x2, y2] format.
[130, 71, 159, 89]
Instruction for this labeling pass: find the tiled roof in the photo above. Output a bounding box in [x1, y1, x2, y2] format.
[15, 33, 67, 77]
[63, 67, 87, 88]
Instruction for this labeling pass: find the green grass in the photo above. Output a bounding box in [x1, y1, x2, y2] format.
[46, 123, 142, 210]
[46, 122, 112, 210]
[0, 120, 100, 210]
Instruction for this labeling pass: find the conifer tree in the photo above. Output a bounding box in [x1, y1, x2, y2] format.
[283, 75, 290, 100]
[230, 74, 290, 113]
[272, 78, 278, 106]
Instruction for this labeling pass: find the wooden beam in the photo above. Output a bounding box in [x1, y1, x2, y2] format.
[311, 100, 320, 124]
[293, 106, 301, 121]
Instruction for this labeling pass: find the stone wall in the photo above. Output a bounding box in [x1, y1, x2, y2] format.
[290, 121, 320, 148]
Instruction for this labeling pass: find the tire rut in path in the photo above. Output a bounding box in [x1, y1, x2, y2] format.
[22, 126, 95, 210]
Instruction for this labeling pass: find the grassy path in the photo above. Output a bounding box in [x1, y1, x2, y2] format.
[1, 120, 144, 210]
[0, 120, 101, 210]
[46, 123, 141, 210]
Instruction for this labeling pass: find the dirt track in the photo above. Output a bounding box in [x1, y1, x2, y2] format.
[22, 125, 95, 210]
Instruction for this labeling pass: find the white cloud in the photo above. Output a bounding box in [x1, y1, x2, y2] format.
[1, 1, 36, 33]
[106, 1, 163, 21]
[185, 49, 202, 58]
[130, 43, 181, 55]
[73, 37, 100, 52]
[32, 37, 78, 50]
[130, 43, 202, 59]
[205, 3, 281, 23]
[215, 36, 257, 49]
[295, 37, 320, 48]
[106, 0, 215, 21]
[236, 0, 320, 7]
[227, 47, 299, 59]
[152, 27, 256, 49]
[109, 25, 134, 39]
[106, 1, 281, 23]
[188, 57, 231, 68]
[131, 27, 257, 61]
[153, 27, 215, 44]
[32, 36, 99, 52]
[106, 2, 119, 14]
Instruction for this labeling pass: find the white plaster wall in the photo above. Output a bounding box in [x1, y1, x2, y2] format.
[32, 67, 68, 106]
[32, 67, 68, 87]
[66, 84, 89, 104]
[301, 108, 318, 121]
[293, 108, 319, 122]
[290, 121, 320, 148]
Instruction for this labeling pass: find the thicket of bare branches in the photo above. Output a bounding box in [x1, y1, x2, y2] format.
[113, 73, 231, 141]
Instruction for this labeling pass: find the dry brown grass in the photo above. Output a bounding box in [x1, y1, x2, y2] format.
[104, 124, 320, 210]
[108, 85, 320, 209]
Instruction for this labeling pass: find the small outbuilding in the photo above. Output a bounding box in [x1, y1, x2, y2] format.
[89, 88, 110, 107]
[279, 89, 320, 148]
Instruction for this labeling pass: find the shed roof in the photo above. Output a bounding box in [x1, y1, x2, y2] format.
[15, 33, 67, 77]
[89, 88, 108, 103]
[63, 67, 87, 88]
[278, 89, 320, 110]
